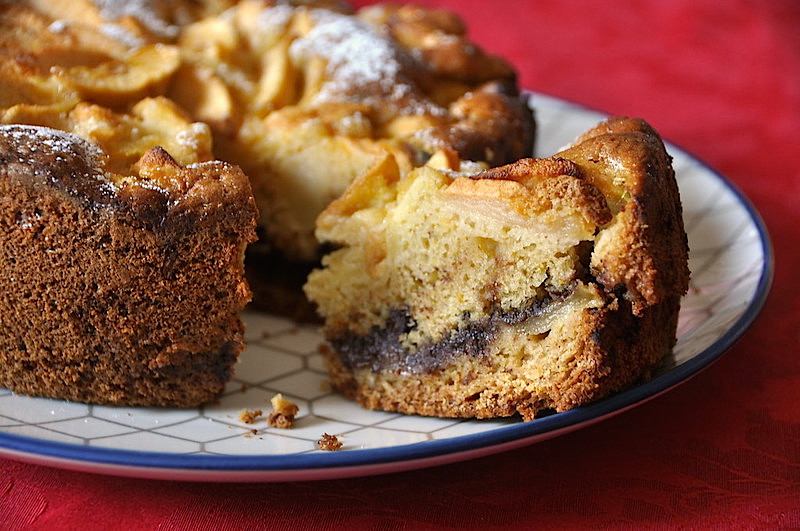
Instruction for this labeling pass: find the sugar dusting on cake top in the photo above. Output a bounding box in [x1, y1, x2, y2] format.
[256, 3, 295, 38]
[287, 7, 443, 115]
[0, 125, 105, 176]
[0, 124, 130, 206]
[0, 124, 219, 209]
[91, 0, 178, 38]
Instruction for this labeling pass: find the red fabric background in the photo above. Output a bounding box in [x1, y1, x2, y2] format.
[2, 1, 798, 528]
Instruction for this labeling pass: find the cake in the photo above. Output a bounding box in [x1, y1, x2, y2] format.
[304, 117, 690, 420]
[0, 0, 534, 319]
[0, 1, 533, 405]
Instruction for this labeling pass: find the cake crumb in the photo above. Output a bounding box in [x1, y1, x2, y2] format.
[268, 393, 299, 429]
[317, 433, 343, 451]
[238, 408, 263, 424]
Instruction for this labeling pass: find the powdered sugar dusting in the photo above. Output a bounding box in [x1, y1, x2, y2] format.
[91, 0, 178, 39]
[99, 23, 147, 48]
[411, 127, 448, 151]
[48, 20, 69, 34]
[0, 125, 107, 180]
[175, 122, 211, 153]
[288, 8, 441, 114]
[257, 4, 294, 40]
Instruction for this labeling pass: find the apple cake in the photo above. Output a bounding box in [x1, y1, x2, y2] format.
[304, 117, 690, 420]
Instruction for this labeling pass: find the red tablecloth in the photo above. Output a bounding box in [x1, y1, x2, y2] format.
[2, 1, 798, 528]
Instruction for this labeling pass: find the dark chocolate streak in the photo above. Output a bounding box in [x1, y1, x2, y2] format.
[330, 290, 575, 375]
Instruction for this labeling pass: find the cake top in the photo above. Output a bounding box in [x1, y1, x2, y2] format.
[1, 0, 532, 259]
[1, 0, 532, 177]
[286, 6, 439, 114]
[0, 124, 114, 201]
[0, 122, 253, 232]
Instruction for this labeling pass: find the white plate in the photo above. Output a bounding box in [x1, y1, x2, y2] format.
[0, 93, 772, 482]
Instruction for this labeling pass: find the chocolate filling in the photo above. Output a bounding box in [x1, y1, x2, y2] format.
[330, 288, 578, 375]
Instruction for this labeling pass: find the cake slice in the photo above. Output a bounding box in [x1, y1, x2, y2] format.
[304, 117, 690, 420]
[0, 124, 257, 406]
[0, 3, 259, 406]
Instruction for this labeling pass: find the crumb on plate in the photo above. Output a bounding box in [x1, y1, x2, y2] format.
[268, 393, 299, 429]
[317, 433, 343, 451]
[238, 408, 263, 424]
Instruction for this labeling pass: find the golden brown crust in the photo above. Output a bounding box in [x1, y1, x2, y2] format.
[360, 3, 514, 84]
[462, 157, 612, 227]
[560, 117, 690, 313]
[356, 4, 533, 167]
[415, 83, 535, 168]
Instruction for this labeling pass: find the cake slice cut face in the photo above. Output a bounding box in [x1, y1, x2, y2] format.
[305, 117, 690, 420]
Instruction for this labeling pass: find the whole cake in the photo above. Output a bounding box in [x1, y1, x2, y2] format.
[0, 0, 534, 406]
[304, 117, 690, 420]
